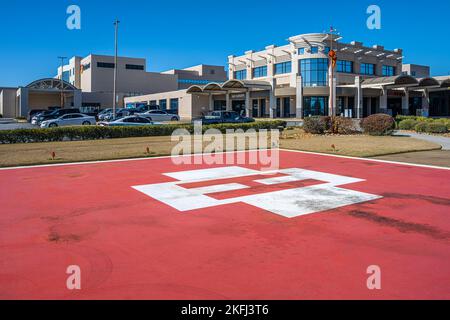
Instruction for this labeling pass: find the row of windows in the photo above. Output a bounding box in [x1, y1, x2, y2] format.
[360, 63, 375, 75]
[274, 61, 292, 75]
[298, 46, 330, 55]
[300, 58, 328, 87]
[234, 70, 247, 80]
[336, 60, 353, 73]
[178, 79, 215, 85]
[126, 64, 144, 70]
[235, 60, 395, 80]
[97, 62, 115, 69]
[96, 62, 145, 70]
[382, 65, 396, 76]
[252, 66, 268, 78]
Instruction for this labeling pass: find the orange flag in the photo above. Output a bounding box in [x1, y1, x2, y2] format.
[328, 50, 337, 69]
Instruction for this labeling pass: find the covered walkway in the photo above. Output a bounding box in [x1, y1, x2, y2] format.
[187, 79, 273, 117]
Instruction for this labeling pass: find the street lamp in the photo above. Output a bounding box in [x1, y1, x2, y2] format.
[113, 19, 120, 120]
[58, 56, 67, 108]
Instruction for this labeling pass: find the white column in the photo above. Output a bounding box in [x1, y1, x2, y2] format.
[402, 90, 409, 115]
[380, 87, 388, 114]
[245, 91, 251, 117]
[269, 79, 276, 118]
[296, 75, 303, 118]
[355, 76, 363, 119]
[226, 93, 231, 111]
[18, 87, 29, 117]
[257, 99, 261, 118]
[422, 89, 430, 117]
[209, 93, 214, 111]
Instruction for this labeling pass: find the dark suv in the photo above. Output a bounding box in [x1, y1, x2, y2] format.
[197, 111, 255, 125]
[34, 108, 81, 125]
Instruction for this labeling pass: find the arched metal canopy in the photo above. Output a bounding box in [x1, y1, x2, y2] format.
[26, 78, 77, 91]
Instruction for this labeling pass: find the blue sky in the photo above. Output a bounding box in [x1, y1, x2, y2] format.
[0, 0, 449, 87]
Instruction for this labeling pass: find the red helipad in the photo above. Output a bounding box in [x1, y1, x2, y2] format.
[0, 150, 449, 300]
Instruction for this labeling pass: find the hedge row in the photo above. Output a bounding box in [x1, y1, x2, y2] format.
[397, 116, 449, 134]
[0, 121, 287, 144]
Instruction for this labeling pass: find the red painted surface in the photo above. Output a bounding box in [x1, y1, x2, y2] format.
[0, 150, 449, 300]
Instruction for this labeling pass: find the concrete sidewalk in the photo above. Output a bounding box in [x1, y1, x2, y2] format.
[394, 131, 450, 150]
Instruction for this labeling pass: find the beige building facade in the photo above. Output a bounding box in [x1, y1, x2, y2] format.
[178, 33, 450, 119]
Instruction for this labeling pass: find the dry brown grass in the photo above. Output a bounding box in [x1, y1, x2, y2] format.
[0, 129, 441, 167]
[280, 128, 441, 157]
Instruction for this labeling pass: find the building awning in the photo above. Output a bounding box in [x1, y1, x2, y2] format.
[187, 79, 271, 94]
[361, 75, 418, 88]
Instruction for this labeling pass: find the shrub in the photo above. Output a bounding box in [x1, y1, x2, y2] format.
[0, 120, 287, 144]
[333, 117, 358, 135]
[303, 116, 328, 134]
[361, 114, 395, 136]
[425, 123, 448, 134]
[398, 119, 418, 130]
[415, 122, 428, 133]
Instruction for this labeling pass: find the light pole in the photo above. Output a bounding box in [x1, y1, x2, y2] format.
[113, 19, 120, 120]
[58, 56, 67, 108]
[328, 27, 341, 117]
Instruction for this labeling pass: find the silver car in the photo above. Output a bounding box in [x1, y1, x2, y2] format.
[138, 110, 180, 122]
[98, 116, 161, 126]
[40, 114, 96, 128]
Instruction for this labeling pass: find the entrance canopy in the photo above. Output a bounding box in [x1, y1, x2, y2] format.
[26, 78, 78, 92]
[187, 79, 271, 94]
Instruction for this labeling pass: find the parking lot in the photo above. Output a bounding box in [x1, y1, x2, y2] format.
[0, 149, 449, 300]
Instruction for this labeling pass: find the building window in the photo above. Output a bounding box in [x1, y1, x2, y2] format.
[170, 98, 179, 114]
[310, 47, 319, 54]
[234, 70, 247, 80]
[149, 100, 157, 106]
[81, 63, 90, 72]
[360, 63, 375, 75]
[303, 96, 329, 117]
[62, 71, 70, 82]
[159, 99, 167, 110]
[336, 60, 354, 73]
[298, 48, 305, 55]
[382, 65, 396, 76]
[299, 58, 329, 87]
[252, 66, 267, 78]
[274, 61, 292, 75]
[97, 62, 115, 69]
[126, 64, 144, 70]
[411, 71, 416, 77]
[178, 79, 217, 85]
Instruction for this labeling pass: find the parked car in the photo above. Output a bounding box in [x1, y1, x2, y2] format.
[40, 114, 96, 128]
[33, 108, 81, 125]
[99, 108, 132, 122]
[136, 105, 160, 113]
[27, 109, 46, 122]
[31, 110, 57, 125]
[197, 111, 255, 125]
[98, 116, 161, 126]
[138, 110, 180, 122]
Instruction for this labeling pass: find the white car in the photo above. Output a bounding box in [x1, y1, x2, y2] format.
[138, 110, 180, 122]
[40, 114, 96, 128]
